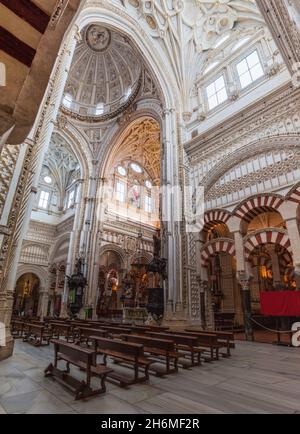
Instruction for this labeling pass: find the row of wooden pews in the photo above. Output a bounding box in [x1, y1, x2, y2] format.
[11, 317, 235, 400]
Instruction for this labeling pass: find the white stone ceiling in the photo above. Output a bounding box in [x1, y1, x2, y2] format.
[124, 0, 265, 113]
[63, 24, 142, 120]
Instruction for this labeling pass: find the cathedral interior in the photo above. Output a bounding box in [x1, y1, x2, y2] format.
[1, 0, 300, 415]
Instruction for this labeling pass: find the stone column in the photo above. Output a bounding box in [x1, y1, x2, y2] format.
[60, 180, 85, 317]
[37, 289, 49, 321]
[228, 216, 253, 340]
[238, 273, 254, 342]
[161, 108, 183, 325]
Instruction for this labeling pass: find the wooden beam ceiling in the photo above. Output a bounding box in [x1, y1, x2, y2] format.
[0, 0, 50, 34]
[0, 26, 36, 67]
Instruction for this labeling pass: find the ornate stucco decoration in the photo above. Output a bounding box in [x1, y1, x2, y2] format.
[124, 0, 264, 114]
[109, 118, 161, 182]
[43, 134, 81, 199]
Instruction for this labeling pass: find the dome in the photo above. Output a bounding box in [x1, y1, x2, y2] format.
[62, 25, 142, 121]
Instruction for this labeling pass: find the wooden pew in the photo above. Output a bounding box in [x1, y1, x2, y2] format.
[77, 327, 108, 345]
[11, 320, 24, 338]
[145, 332, 202, 367]
[167, 330, 222, 361]
[91, 337, 154, 387]
[44, 339, 112, 400]
[23, 323, 52, 346]
[186, 329, 235, 357]
[98, 326, 132, 337]
[51, 323, 73, 343]
[122, 334, 179, 376]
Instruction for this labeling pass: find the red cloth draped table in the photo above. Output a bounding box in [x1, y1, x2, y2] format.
[260, 291, 300, 317]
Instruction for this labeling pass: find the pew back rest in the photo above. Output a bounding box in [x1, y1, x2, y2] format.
[122, 334, 175, 351]
[52, 339, 96, 365]
[178, 331, 218, 345]
[51, 323, 71, 332]
[101, 326, 132, 334]
[79, 327, 106, 338]
[29, 324, 44, 333]
[93, 337, 144, 357]
[146, 332, 198, 347]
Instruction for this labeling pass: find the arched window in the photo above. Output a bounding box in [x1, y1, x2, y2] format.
[113, 162, 156, 215]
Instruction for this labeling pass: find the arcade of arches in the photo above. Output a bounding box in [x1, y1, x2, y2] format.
[1, 0, 300, 368]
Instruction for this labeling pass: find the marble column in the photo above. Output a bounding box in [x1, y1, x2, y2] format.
[37, 289, 49, 321]
[60, 180, 85, 317]
[161, 108, 184, 326]
[228, 216, 253, 340]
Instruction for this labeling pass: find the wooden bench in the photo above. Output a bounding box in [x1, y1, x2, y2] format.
[45, 339, 112, 400]
[77, 327, 107, 345]
[145, 332, 202, 367]
[11, 320, 24, 338]
[91, 337, 154, 387]
[99, 326, 132, 337]
[170, 331, 223, 361]
[122, 334, 179, 376]
[23, 323, 52, 346]
[51, 323, 74, 343]
[186, 329, 235, 357]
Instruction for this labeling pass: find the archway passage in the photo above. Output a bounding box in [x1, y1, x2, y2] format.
[248, 244, 295, 312]
[13, 274, 40, 318]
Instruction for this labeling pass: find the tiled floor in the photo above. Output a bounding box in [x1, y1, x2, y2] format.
[1, 340, 300, 414]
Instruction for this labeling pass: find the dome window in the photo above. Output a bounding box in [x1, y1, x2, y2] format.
[44, 176, 52, 185]
[95, 103, 104, 116]
[62, 93, 73, 109]
[131, 163, 143, 174]
[117, 166, 126, 177]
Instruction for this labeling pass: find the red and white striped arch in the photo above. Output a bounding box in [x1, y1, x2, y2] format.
[287, 184, 300, 204]
[250, 251, 292, 269]
[244, 230, 292, 260]
[203, 209, 231, 232]
[234, 195, 284, 223]
[201, 239, 236, 266]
